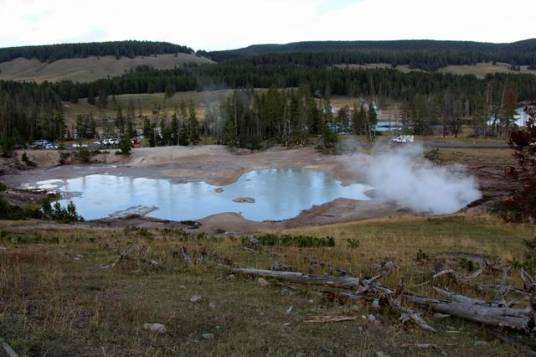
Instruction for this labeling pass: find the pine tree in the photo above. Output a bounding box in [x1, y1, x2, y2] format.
[87, 87, 96, 105]
[171, 113, 179, 145]
[188, 102, 200, 144]
[97, 89, 108, 108]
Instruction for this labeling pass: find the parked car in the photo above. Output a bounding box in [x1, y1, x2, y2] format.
[392, 135, 415, 144]
[31, 140, 50, 149]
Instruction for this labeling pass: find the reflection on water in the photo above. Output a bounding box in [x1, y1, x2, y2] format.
[32, 169, 372, 222]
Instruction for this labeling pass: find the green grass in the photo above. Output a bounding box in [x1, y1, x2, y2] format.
[0, 215, 531, 355]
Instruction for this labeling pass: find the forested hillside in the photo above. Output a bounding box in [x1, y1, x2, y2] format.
[1, 39, 535, 149]
[206, 39, 536, 70]
[0, 41, 193, 63]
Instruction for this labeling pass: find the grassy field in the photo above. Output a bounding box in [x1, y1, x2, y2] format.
[63, 90, 236, 129]
[0, 214, 533, 356]
[337, 62, 536, 78]
[0, 54, 213, 83]
[438, 62, 536, 78]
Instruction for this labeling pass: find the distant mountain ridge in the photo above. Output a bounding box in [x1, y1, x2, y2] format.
[0, 40, 194, 63]
[205, 39, 536, 69]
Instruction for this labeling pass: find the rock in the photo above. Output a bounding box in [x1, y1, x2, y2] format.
[202, 333, 214, 340]
[226, 274, 236, 281]
[257, 278, 270, 287]
[376, 352, 390, 357]
[214, 188, 224, 193]
[190, 295, 202, 303]
[286, 306, 293, 314]
[367, 314, 376, 322]
[371, 299, 380, 310]
[232, 197, 256, 204]
[143, 323, 167, 334]
[209, 302, 217, 309]
[246, 236, 259, 246]
[0, 246, 7, 251]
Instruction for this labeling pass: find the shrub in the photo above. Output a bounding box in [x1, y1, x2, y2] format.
[0, 136, 14, 158]
[0, 197, 42, 220]
[244, 234, 335, 248]
[346, 239, 360, 249]
[118, 135, 132, 155]
[21, 152, 36, 167]
[74, 147, 91, 163]
[41, 200, 83, 223]
[416, 249, 429, 262]
[123, 226, 153, 238]
[500, 107, 536, 221]
[59, 152, 70, 165]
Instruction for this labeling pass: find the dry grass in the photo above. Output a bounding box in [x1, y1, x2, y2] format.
[0, 54, 213, 83]
[0, 214, 532, 355]
[63, 90, 235, 128]
[439, 62, 536, 78]
[337, 62, 536, 78]
[335, 63, 422, 74]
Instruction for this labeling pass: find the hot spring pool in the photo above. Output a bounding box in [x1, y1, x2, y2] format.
[27, 169, 372, 222]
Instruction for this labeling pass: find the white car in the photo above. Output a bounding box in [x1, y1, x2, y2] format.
[392, 135, 415, 144]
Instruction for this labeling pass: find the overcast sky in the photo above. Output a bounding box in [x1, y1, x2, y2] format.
[1, 0, 534, 50]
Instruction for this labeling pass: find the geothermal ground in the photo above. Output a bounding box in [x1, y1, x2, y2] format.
[2, 146, 404, 232]
[1, 144, 515, 233]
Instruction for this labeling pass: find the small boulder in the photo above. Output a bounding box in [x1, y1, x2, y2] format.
[190, 295, 202, 303]
[202, 333, 214, 340]
[232, 197, 256, 204]
[257, 278, 270, 287]
[143, 323, 167, 334]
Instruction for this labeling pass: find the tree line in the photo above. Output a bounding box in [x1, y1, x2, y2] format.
[0, 81, 63, 153]
[206, 39, 536, 70]
[0, 41, 193, 63]
[0, 62, 534, 149]
[54, 64, 536, 105]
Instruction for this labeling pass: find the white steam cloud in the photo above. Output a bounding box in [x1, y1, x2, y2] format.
[365, 145, 481, 214]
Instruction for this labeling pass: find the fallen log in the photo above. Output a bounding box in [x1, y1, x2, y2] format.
[231, 268, 361, 289]
[304, 316, 359, 323]
[231, 267, 535, 333]
[0, 338, 18, 357]
[406, 289, 533, 332]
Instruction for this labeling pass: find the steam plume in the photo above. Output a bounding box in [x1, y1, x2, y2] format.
[365, 145, 481, 214]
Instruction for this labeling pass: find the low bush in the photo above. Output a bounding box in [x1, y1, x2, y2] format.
[245, 233, 335, 248]
[41, 201, 83, 223]
[21, 152, 36, 167]
[0, 198, 42, 220]
[346, 239, 360, 249]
